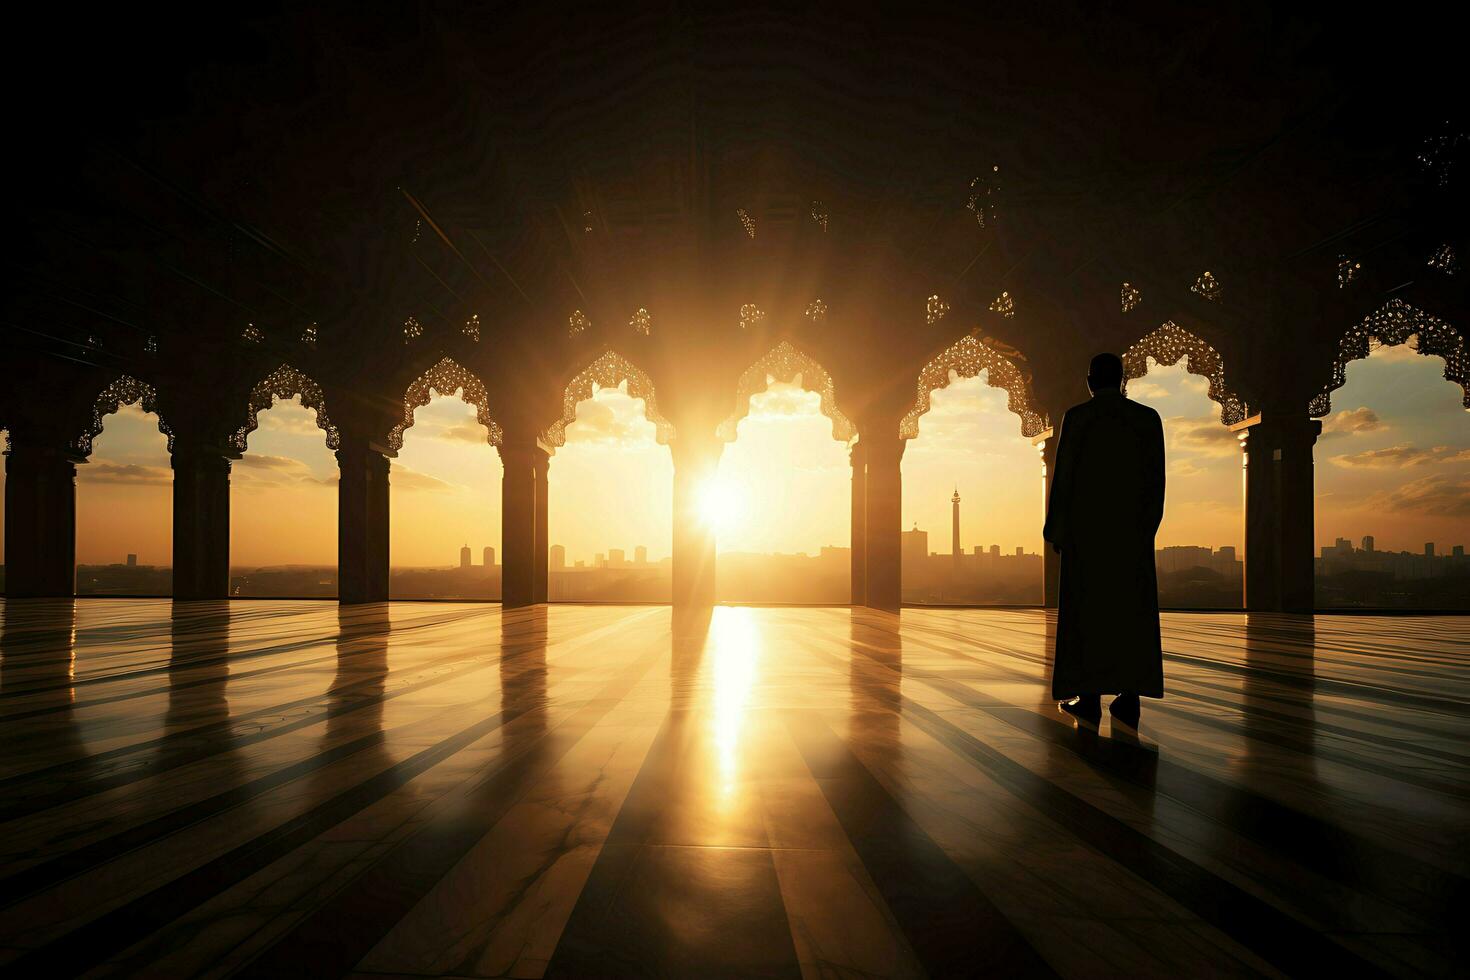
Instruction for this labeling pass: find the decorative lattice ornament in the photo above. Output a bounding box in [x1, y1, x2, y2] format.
[1337, 256, 1361, 289]
[302, 323, 318, 347]
[543, 351, 674, 447]
[1121, 283, 1141, 313]
[630, 308, 652, 336]
[568, 310, 590, 337]
[989, 291, 1015, 318]
[463, 314, 481, 342]
[926, 294, 949, 325]
[76, 375, 175, 456]
[242, 323, 264, 344]
[810, 201, 828, 231]
[1191, 271, 1221, 302]
[739, 304, 766, 330]
[232, 364, 339, 452]
[805, 299, 827, 323]
[1428, 244, 1458, 275]
[1310, 299, 1468, 416]
[403, 316, 422, 343]
[389, 357, 503, 452]
[900, 335, 1047, 440]
[718, 341, 854, 442]
[1121, 321, 1247, 425]
[737, 208, 756, 239]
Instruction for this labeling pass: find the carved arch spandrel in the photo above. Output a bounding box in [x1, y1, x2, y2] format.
[75, 375, 175, 457]
[1121, 321, 1247, 426]
[900, 334, 1048, 440]
[231, 364, 340, 453]
[542, 350, 674, 448]
[717, 340, 855, 442]
[388, 356, 503, 453]
[1309, 299, 1469, 417]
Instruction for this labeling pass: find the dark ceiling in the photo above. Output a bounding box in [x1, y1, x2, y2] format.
[2, 2, 1462, 438]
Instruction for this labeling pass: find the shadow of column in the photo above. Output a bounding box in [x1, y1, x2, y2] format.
[1, 598, 84, 772]
[1242, 612, 1320, 784]
[848, 607, 903, 764]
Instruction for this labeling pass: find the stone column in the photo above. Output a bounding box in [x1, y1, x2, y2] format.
[501, 441, 548, 608]
[337, 440, 391, 604]
[1231, 412, 1321, 613]
[1034, 430, 1061, 608]
[3, 443, 79, 597]
[532, 451, 550, 604]
[850, 442, 867, 606]
[671, 433, 723, 608]
[863, 433, 904, 612]
[171, 446, 233, 599]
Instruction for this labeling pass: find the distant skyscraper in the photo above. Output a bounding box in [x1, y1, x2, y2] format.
[990, 544, 1000, 558]
[595, 552, 605, 568]
[951, 488, 962, 569]
[635, 545, 647, 565]
[460, 544, 471, 569]
[609, 548, 626, 567]
[901, 525, 928, 571]
[550, 545, 565, 569]
[1454, 545, 1465, 559]
[1425, 542, 1435, 558]
[1362, 535, 1374, 554]
[126, 553, 137, 567]
[483, 546, 496, 567]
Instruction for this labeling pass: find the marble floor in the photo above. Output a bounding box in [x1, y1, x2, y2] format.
[0, 600, 1464, 978]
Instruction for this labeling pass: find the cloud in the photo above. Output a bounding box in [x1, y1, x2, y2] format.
[564, 396, 656, 446]
[1165, 415, 1237, 457]
[1330, 444, 1470, 468]
[78, 461, 172, 485]
[1368, 474, 1470, 517]
[748, 383, 822, 419]
[1127, 381, 1170, 399]
[437, 423, 493, 444]
[258, 409, 324, 436]
[1319, 406, 1384, 440]
[234, 454, 336, 488]
[391, 466, 457, 492]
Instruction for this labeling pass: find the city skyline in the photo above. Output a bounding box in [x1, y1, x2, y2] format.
[7, 341, 1464, 568]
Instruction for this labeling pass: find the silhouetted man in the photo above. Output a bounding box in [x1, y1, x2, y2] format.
[1043, 352, 1164, 728]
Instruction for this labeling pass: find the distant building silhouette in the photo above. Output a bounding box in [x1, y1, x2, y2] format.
[635, 545, 648, 566]
[483, 546, 496, 567]
[951, 488, 961, 571]
[459, 544, 471, 569]
[609, 548, 626, 568]
[902, 525, 928, 570]
[550, 544, 566, 569]
[126, 553, 137, 567]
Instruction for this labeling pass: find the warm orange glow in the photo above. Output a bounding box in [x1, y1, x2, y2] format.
[698, 475, 745, 534]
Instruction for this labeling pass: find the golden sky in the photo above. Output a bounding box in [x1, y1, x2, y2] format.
[8, 341, 1464, 571]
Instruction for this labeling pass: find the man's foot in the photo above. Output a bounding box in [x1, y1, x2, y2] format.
[1110, 693, 1141, 729]
[1058, 695, 1101, 727]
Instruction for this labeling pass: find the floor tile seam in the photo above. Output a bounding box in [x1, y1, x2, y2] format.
[0, 652, 526, 819]
[225, 645, 668, 980]
[824, 633, 1466, 931]
[0, 679, 531, 906]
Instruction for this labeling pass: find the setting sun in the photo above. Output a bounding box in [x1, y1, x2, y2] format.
[698, 476, 745, 533]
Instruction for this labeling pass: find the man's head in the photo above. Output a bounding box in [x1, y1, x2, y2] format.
[1087, 352, 1124, 394]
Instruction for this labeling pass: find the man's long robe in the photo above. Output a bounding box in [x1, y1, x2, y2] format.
[1042, 389, 1166, 699]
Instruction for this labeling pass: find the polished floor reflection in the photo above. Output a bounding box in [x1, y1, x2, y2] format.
[0, 600, 1463, 977]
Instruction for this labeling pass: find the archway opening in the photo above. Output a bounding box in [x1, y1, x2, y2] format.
[902, 371, 1043, 604]
[548, 380, 672, 600]
[714, 373, 851, 603]
[76, 402, 173, 595]
[1314, 339, 1469, 608]
[388, 393, 503, 599]
[1124, 359, 1243, 608]
[230, 394, 339, 597]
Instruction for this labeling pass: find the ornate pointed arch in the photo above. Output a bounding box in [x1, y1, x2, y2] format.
[542, 350, 674, 447]
[1122, 321, 1246, 425]
[231, 364, 340, 453]
[717, 340, 855, 442]
[1309, 299, 1468, 416]
[75, 375, 175, 456]
[388, 356, 503, 452]
[900, 335, 1048, 439]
